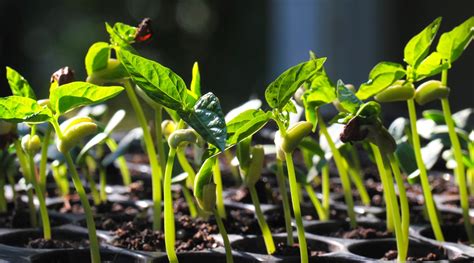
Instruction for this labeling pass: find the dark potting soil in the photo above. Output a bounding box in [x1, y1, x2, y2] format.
[226, 181, 278, 205]
[223, 207, 285, 235]
[0, 209, 66, 228]
[27, 238, 90, 249]
[333, 226, 392, 239]
[382, 250, 442, 261]
[111, 215, 219, 252]
[273, 241, 326, 257]
[53, 198, 140, 216]
[442, 197, 474, 208]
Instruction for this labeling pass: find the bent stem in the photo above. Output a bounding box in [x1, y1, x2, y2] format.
[214, 208, 233, 263]
[213, 159, 226, 219]
[276, 159, 293, 245]
[39, 124, 52, 193]
[407, 99, 444, 241]
[64, 153, 101, 263]
[14, 140, 37, 227]
[105, 138, 131, 186]
[177, 150, 196, 189]
[249, 185, 276, 254]
[305, 184, 327, 220]
[28, 154, 51, 240]
[318, 112, 356, 227]
[285, 152, 308, 263]
[164, 148, 178, 263]
[124, 81, 163, 231]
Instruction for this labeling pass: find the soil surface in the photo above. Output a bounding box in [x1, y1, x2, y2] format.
[332, 226, 392, 239]
[27, 238, 90, 249]
[273, 241, 327, 257]
[382, 250, 443, 261]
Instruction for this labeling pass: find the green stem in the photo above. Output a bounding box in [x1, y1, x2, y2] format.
[441, 98, 473, 242]
[389, 153, 409, 259]
[321, 165, 330, 217]
[214, 209, 233, 263]
[370, 144, 393, 232]
[99, 167, 106, 202]
[344, 158, 370, 206]
[124, 81, 163, 231]
[407, 99, 444, 241]
[164, 148, 178, 263]
[381, 153, 405, 261]
[83, 167, 101, 206]
[213, 159, 226, 219]
[249, 185, 276, 254]
[64, 153, 101, 263]
[39, 125, 52, 193]
[181, 185, 198, 218]
[28, 154, 51, 240]
[15, 140, 37, 227]
[305, 184, 327, 220]
[285, 152, 308, 263]
[177, 150, 196, 190]
[154, 106, 167, 176]
[318, 112, 356, 227]
[276, 159, 293, 245]
[105, 138, 131, 186]
[224, 150, 240, 182]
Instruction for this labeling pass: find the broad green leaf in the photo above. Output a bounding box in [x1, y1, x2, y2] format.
[49, 82, 124, 114]
[85, 42, 110, 75]
[225, 99, 262, 122]
[404, 17, 442, 68]
[282, 99, 297, 113]
[106, 22, 136, 47]
[265, 57, 326, 109]
[6, 67, 36, 99]
[415, 52, 449, 80]
[118, 49, 191, 110]
[422, 109, 444, 124]
[337, 80, 362, 114]
[226, 109, 271, 145]
[302, 69, 334, 129]
[179, 93, 227, 151]
[356, 62, 406, 100]
[0, 96, 51, 123]
[190, 62, 201, 97]
[437, 16, 474, 64]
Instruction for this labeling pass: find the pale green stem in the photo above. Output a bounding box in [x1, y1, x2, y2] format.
[224, 150, 240, 181]
[249, 185, 275, 254]
[65, 153, 101, 263]
[105, 138, 131, 186]
[344, 158, 371, 206]
[177, 150, 196, 189]
[99, 167, 106, 202]
[28, 154, 51, 240]
[214, 209, 233, 263]
[39, 125, 52, 193]
[181, 185, 197, 218]
[124, 81, 163, 231]
[305, 184, 327, 220]
[370, 144, 393, 232]
[154, 106, 167, 175]
[83, 167, 101, 206]
[407, 99, 444, 241]
[276, 159, 293, 245]
[164, 148, 178, 263]
[15, 140, 37, 227]
[213, 159, 226, 219]
[322, 165, 330, 217]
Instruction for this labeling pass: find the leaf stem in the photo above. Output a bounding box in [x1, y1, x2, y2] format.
[177, 150, 196, 189]
[285, 152, 308, 263]
[124, 81, 163, 230]
[370, 144, 393, 232]
[249, 185, 275, 254]
[305, 184, 327, 220]
[318, 112, 356, 227]
[64, 152, 101, 263]
[154, 106, 167, 175]
[181, 185, 197, 218]
[214, 208, 233, 263]
[83, 165, 100, 206]
[276, 159, 293, 245]
[407, 99, 444, 241]
[322, 165, 330, 217]
[164, 148, 178, 263]
[213, 159, 226, 219]
[344, 158, 370, 206]
[28, 154, 51, 240]
[105, 138, 131, 186]
[14, 140, 37, 227]
[39, 124, 52, 193]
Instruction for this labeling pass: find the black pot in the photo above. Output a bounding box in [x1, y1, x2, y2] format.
[28, 248, 147, 263]
[152, 251, 257, 263]
[304, 220, 391, 239]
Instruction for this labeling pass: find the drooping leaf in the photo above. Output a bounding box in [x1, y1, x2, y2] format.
[6, 67, 36, 99]
[422, 109, 445, 124]
[179, 92, 227, 151]
[436, 16, 474, 64]
[356, 62, 406, 100]
[118, 49, 191, 110]
[415, 52, 449, 81]
[265, 57, 326, 109]
[102, 127, 143, 167]
[0, 96, 51, 123]
[104, 109, 126, 135]
[404, 17, 442, 68]
[226, 109, 271, 145]
[336, 80, 362, 114]
[85, 42, 111, 75]
[49, 82, 124, 114]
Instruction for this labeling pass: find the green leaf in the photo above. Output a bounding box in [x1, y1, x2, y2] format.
[404, 17, 442, 68]
[436, 16, 474, 64]
[225, 99, 262, 122]
[179, 92, 227, 151]
[265, 57, 326, 109]
[356, 62, 406, 100]
[6, 67, 36, 99]
[104, 109, 126, 135]
[226, 109, 271, 145]
[395, 141, 417, 175]
[415, 52, 449, 80]
[118, 48, 191, 110]
[85, 42, 110, 75]
[422, 109, 445, 124]
[106, 22, 136, 47]
[77, 132, 108, 163]
[0, 96, 51, 123]
[337, 80, 362, 114]
[190, 62, 201, 97]
[49, 82, 124, 114]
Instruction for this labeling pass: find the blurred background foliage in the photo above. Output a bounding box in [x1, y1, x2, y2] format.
[0, 0, 472, 125]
